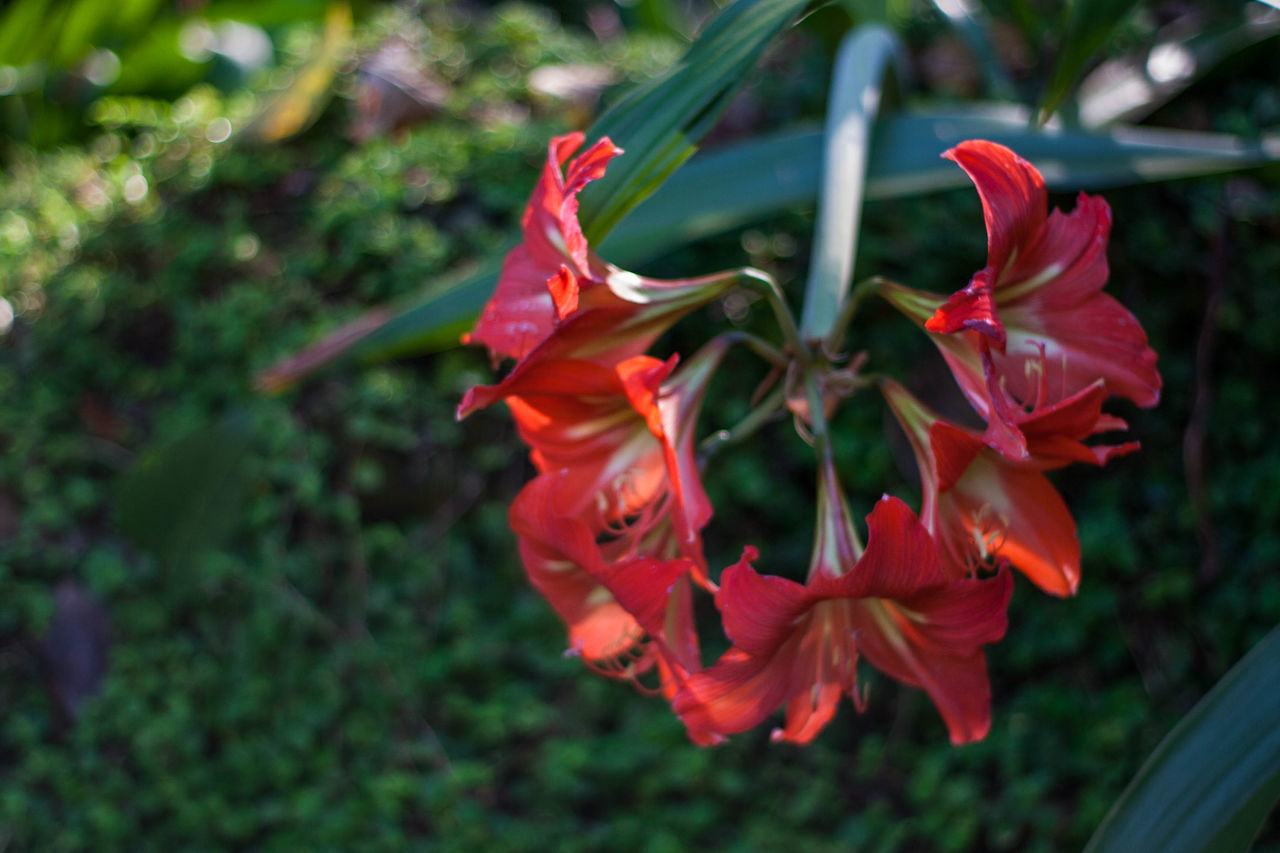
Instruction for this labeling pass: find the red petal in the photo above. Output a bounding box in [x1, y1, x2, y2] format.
[547, 265, 579, 321]
[463, 134, 621, 363]
[594, 555, 695, 656]
[558, 137, 623, 275]
[942, 452, 1081, 595]
[944, 140, 1047, 275]
[999, 295, 1161, 410]
[461, 243, 560, 363]
[511, 476, 649, 667]
[852, 609, 996, 745]
[811, 496, 948, 601]
[772, 682, 843, 744]
[715, 549, 814, 656]
[894, 570, 1013, 656]
[672, 550, 829, 741]
[926, 268, 1006, 346]
[1000, 192, 1110, 306]
[673, 644, 801, 740]
[929, 422, 984, 495]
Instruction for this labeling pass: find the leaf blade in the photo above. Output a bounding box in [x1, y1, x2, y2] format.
[257, 108, 1280, 383]
[1039, 0, 1141, 124]
[1084, 624, 1280, 853]
[577, 0, 813, 242]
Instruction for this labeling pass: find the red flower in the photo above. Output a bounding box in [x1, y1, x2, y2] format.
[510, 472, 702, 695]
[880, 140, 1160, 459]
[458, 339, 731, 580]
[463, 132, 754, 369]
[463, 133, 620, 363]
[881, 379, 1107, 596]
[673, 462, 1011, 745]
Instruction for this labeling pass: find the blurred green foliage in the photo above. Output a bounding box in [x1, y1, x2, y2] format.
[2, 1, 1279, 850]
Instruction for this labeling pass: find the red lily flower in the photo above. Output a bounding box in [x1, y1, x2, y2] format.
[463, 132, 757, 369]
[458, 338, 733, 581]
[880, 140, 1160, 459]
[673, 461, 1011, 745]
[882, 378, 1103, 596]
[510, 472, 702, 693]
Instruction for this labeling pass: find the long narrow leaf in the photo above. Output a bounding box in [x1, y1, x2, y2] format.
[604, 105, 1280, 258]
[577, 0, 812, 243]
[1078, 6, 1280, 127]
[1039, 0, 1140, 123]
[258, 106, 1280, 385]
[1084, 624, 1280, 853]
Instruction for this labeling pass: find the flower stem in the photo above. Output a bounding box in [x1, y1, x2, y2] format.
[723, 330, 791, 371]
[824, 276, 887, 353]
[737, 268, 809, 363]
[798, 25, 901, 343]
[699, 382, 787, 463]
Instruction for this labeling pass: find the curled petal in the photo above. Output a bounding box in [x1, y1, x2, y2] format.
[944, 140, 1048, 275]
[464, 133, 622, 363]
[716, 547, 812, 656]
[926, 268, 1005, 345]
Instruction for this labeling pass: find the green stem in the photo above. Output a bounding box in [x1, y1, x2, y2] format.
[725, 330, 791, 371]
[699, 383, 787, 462]
[737, 268, 808, 362]
[798, 25, 901, 342]
[803, 369, 832, 449]
[824, 276, 885, 353]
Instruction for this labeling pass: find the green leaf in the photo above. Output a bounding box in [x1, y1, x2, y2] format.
[1085, 624, 1280, 853]
[798, 24, 902, 341]
[606, 105, 1280, 257]
[927, 0, 1016, 100]
[258, 106, 1280, 383]
[1077, 7, 1280, 127]
[1039, 0, 1140, 124]
[116, 416, 254, 567]
[576, 0, 812, 243]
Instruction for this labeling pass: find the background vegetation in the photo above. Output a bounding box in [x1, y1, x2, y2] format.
[2, 0, 1278, 849]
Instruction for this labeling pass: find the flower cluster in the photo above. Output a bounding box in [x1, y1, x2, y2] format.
[458, 134, 1160, 745]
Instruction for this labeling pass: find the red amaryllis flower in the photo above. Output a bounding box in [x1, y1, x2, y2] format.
[880, 378, 1116, 596]
[672, 462, 1011, 745]
[463, 132, 760, 369]
[458, 338, 733, 580]
[510, 472, 703, 696]
[880, 140, 1160, 459]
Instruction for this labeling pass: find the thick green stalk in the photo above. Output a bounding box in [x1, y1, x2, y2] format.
[798, 25, 903, 342]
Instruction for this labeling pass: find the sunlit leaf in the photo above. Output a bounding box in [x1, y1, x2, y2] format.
[1078, 5, 1280, 127]
[257, 106, 1280, 385]
[242, 1, 351, 143]
[1039, 0, 1140, 124]
[577, 0, 813, 242]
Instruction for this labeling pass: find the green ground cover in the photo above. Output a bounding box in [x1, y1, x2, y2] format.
[2, 2, 1279, 849]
